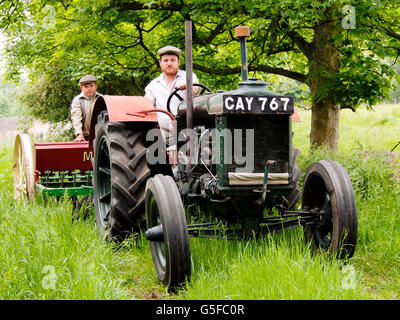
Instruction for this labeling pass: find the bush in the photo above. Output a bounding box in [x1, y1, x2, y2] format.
[297, 146, 397, 200]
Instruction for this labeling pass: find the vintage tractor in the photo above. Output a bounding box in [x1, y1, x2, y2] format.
[13, 134, 94, 218]
[90, 24, 358, 290]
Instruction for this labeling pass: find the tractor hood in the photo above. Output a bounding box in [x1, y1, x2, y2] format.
[177, 78, 301, 121]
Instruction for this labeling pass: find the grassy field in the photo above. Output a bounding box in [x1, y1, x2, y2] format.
[0, 103, 399, 300]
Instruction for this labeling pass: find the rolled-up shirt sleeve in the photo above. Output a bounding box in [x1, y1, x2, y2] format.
[144, 86, 156, 107]
[193, 72, 199, 84]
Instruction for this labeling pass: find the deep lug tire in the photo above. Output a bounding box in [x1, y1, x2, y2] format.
[145, 174, 191, 290]
[93, 111, 151, 239]
[302, 159, 358, 259]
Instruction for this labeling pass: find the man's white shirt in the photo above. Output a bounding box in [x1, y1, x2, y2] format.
[144, 69, 199, 131]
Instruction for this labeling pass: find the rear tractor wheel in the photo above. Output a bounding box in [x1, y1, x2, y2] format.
[93, 111, 151, 240]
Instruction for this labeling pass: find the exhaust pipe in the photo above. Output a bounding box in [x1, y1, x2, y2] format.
[235, 26, 250, 81]
[185, 20, 194, 174]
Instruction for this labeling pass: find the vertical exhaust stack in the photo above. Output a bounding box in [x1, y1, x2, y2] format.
[235, 26, 250, 82]
[185, 20, 194, 174]
[185, 20, 194, 131]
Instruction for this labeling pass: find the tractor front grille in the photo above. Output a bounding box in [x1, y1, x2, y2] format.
[225, 115, 290, 174]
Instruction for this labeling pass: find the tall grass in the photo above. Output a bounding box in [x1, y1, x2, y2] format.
[179, 104, 400, 300]
[0, 144, 163, 299]
[0, 103, 399, 299]
[291, 104, 400, 299]
[180, 234, 372, 299]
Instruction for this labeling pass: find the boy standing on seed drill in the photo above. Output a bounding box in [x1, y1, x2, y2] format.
[71, 75, 102, 142]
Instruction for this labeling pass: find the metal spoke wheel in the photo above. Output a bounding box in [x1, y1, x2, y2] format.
[302, 159, 358, 259]
[13, 133, 35, 200]
[145, 174, 191, 290]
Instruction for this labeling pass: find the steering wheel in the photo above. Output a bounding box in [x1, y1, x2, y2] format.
[166, 83, 213, 114]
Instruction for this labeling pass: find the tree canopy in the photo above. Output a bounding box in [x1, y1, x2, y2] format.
[1, 0, 399, 150]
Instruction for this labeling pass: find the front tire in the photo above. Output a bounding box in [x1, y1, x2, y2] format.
[302, 159, 358, 259]
[145, 174, 191, 290]
[93, 111, 151, 239]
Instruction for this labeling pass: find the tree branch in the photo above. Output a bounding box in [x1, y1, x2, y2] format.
[192, 63, 307, 83]
[135, 22, 159, 65]
[383, 27, 400, 41]
[277, 18, 313, 58]
[109, 0, 182, 12]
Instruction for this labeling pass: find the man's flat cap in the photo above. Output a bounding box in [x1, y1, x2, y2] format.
[157, 46, 181, 57]
[79, 75, 97, 84]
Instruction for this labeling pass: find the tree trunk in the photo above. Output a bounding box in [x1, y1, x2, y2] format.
[308, 19, 341, 151]
[309, 93, 340, 151]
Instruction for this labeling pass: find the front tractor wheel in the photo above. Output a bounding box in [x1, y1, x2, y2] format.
[145, 174, 191, 290]
[302, 159, 358, 259]
[93, 111, 151, 240]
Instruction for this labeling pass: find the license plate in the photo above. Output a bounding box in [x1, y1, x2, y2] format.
[223, 95, 294, 114]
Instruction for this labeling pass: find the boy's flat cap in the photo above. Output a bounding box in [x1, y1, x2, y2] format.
[79, 75, 97, 84]
[157, 46, 181, 57]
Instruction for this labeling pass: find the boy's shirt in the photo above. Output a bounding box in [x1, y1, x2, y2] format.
[71, 91, 102, 137]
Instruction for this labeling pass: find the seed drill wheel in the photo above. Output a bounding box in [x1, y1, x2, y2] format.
[93, 111, 151, 240]
[145, 174, 191, 290]
[302, 159, 358, 259]
[13, 133, 35, 200]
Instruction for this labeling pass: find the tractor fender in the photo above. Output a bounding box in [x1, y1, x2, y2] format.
[88, 95, 158, 145]
[292, 107, 301, 122]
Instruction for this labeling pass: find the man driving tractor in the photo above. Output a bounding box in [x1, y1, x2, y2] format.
[144, 45, 200, 145]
